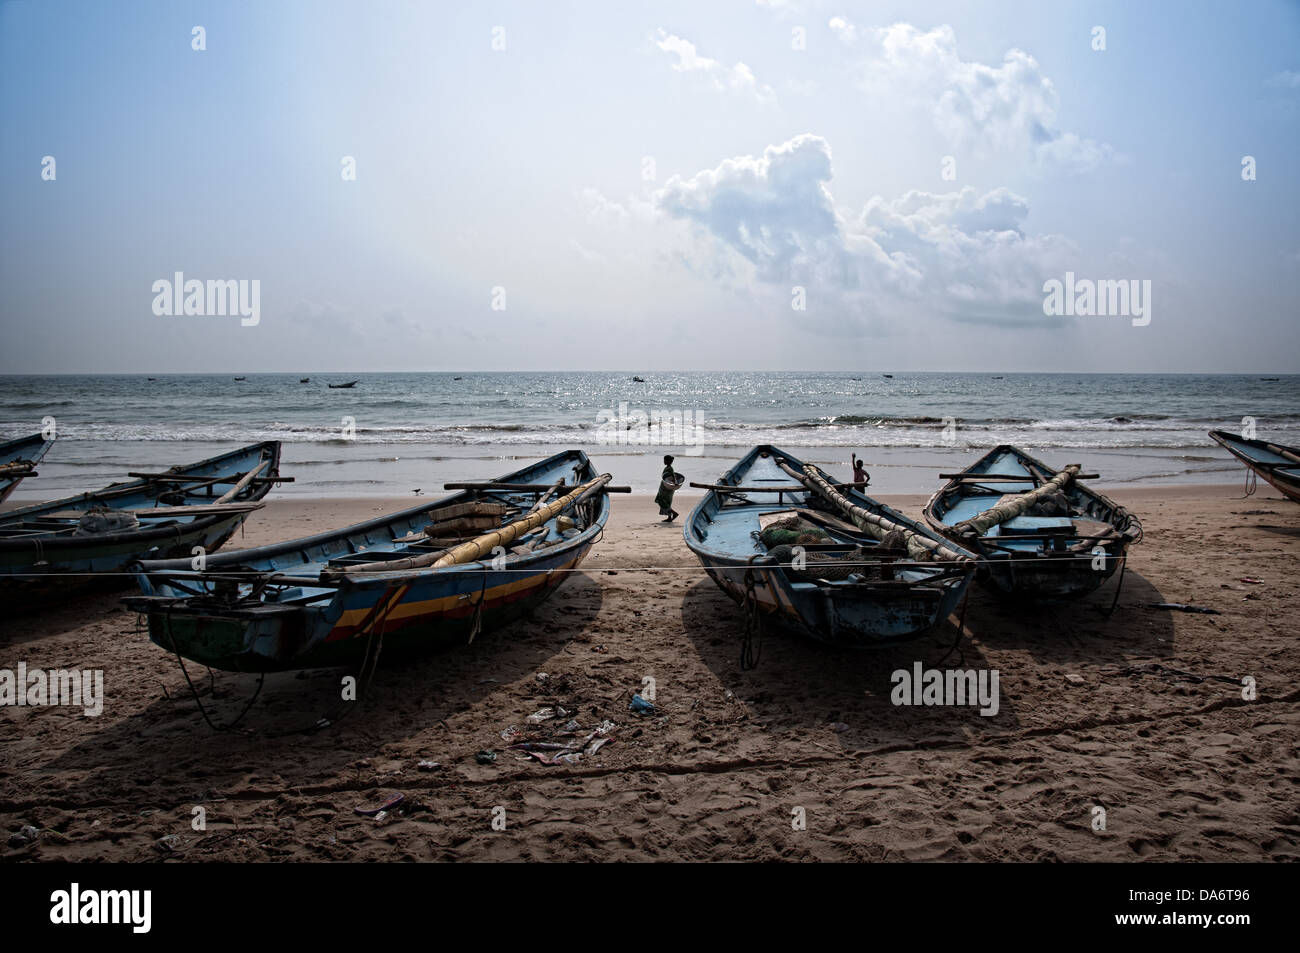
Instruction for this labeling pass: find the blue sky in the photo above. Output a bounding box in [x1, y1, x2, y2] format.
[1, 0, 1297, 373]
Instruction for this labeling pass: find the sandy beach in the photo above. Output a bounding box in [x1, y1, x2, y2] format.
[1, 484, 1297, 862]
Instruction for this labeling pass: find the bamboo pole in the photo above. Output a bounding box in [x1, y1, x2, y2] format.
[324, 474, 611, 578]
[428, 474, 611, 569]
[775, 459, 973, 564]
[951, 464, 1081, 537]
[214, 460, 270, 504]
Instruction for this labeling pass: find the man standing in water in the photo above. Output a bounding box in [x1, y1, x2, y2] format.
[657, 454, 682, 523]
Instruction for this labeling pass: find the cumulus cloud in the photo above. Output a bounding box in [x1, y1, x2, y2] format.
[653, 30, 775, 103]
[843, 21, 1115, 171]
[653, 135, 1075, 324]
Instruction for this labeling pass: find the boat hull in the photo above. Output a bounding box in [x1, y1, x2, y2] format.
[697, 555, 968, 647]
[685, 445, 976, 648]
[923, 444, 1137, 603]
[1209, 429, 1300, 504]
[135, 548, 589, 672]
[0, 433, 55, 504]
[127, 449, 610, 672]
[0, 441, 280, 600]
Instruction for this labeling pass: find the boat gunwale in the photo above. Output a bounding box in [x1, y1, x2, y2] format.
[133, 449, 610, 585]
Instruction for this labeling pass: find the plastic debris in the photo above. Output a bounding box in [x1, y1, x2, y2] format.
[585, 737, 611, 757]
[1240, 577, 1264, 584]
[354, 793, 404, 816]
[8, 826, 39, 848]
[155, 834, 181, 852]
[1064, 673, 1085, 684]
[500, 725, 520, 742]
[629, 694, 655, 715]
[475, 750, 497, 765]
[526, 708, 555, 725]
[416, 760, 441, 772]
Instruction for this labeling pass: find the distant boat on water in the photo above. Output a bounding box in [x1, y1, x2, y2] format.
[1260, 377, 1280, 382]
[299, 377, 310, 383]
[632, 376, 646, 382]
[328, 380, 359, 389]
[882, 374, 893, 379]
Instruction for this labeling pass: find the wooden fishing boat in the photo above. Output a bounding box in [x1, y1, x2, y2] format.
[0, 441, 283, 599]
[923, 445, 1141, 602]
[0, 433, 55, 504]
[684, 446, 977, 650]
[125, 450, 623, 672]
[328, 379, 359, 389]
[1209, 429, 1300, 503]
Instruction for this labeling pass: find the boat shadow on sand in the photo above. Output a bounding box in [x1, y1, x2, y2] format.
[39, 574, 605, 785]
[679, 568, 1174, 750]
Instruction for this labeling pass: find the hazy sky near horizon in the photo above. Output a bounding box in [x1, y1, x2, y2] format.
[2, 0, 1298, 374]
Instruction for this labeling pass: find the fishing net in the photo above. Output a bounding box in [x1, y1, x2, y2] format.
[759, 517, 831, 548]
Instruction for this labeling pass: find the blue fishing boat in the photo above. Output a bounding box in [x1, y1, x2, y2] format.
[0, 441, 283, 599]
[125, 450, 622, 672]
[923, 445, 1141, 602]
[684, 446, 977, 652]
[1209, 429, 1300, 504]
[0, 433, 54, 504]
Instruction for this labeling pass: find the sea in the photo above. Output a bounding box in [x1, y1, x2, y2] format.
[1, 372, 1296, 498]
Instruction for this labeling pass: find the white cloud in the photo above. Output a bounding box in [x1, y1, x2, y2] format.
[850, 21, 1115, 171]
[653, 30, 775, 103]
[654, 134, 1076, 324]
[828, 17, 857, 44]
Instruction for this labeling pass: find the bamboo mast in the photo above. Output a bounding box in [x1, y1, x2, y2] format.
[775, 459, 973, 564]
[950, 464, 1081, 538]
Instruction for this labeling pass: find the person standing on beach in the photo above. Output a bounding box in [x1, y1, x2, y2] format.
[851, 453, 869, 487]
[656, 454, 681, 523]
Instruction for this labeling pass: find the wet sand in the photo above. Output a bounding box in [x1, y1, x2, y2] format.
[1, 485, 1297, 861]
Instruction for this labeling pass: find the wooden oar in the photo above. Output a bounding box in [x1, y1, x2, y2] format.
[939, 472, 1097, 482]
[775, 459, 972, 564]
[688, 481, 867, 492]
[444, 481, 630, 493]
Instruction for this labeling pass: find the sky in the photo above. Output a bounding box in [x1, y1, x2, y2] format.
[1, 0, 1297, 374]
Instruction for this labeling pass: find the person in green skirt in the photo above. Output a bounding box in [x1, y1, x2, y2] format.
[656, 454, 682, 523]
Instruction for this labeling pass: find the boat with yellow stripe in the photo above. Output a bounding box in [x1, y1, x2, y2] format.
[125, 450, 621, 672]
[684, 446, 977, 653]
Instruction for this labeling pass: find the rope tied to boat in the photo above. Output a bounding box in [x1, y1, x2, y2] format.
[466, 571, 488, 645]
[739, 562, 764, 671]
